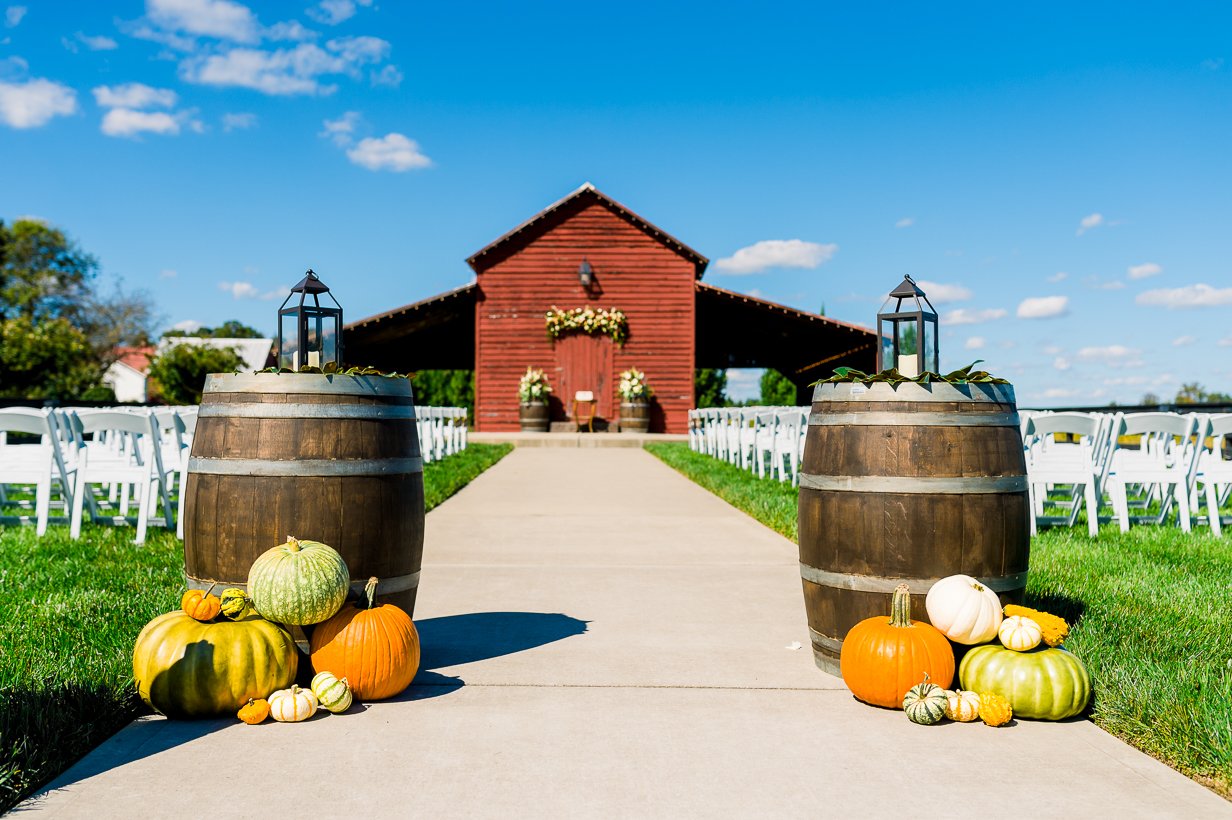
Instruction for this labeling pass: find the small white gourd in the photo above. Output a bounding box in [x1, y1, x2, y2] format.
[998, 615, 1043, 652]
[268, 685, 318, 722]
[943, 689, 981, 722]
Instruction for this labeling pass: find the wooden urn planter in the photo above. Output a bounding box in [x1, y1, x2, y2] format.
[519, 401, 549, 432]
[619, 400, 650, 433]
[797, 380, 1029, 676]
[182, 373, 426, 616]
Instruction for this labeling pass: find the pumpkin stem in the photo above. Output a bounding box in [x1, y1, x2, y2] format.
[889, 583, 914, 628]
[364, 577, 379, 609]
[202, 580, 217, 596]
[286, 536, 301, 552]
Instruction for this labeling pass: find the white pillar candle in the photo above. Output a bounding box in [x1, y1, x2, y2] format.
[308, 350, 320, 368]
[898, 353, 919, 378]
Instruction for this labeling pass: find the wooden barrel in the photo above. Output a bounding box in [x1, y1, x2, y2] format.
[519, 402, 549, 432]
[797, 381, 1029, 676]
[183, 373, 425, 617]
[619, 401, 650, 433]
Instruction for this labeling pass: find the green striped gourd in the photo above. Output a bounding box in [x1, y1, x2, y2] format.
[247, 537, 350, 626]
[219, 588, 250, 620]
[311, 671, 353, 713]
[902, 677, 948, 725]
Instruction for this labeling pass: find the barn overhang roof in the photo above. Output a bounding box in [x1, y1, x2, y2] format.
[466, 183, 709, 278]
[695, 282, 877, 382]
[344, 282, 477, 372]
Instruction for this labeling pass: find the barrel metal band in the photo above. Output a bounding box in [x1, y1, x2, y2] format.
[188, 456, 423, 477]
[799, 564, 1029, 594]
[798, 473, 1027, 494]
[813, 649, 842, 676]
[185, 571, 421, 595]
[199, 403, 417, 420]
[808, 411, 1019, 428]
[811, 381, 1016, 405]
[808, 628, 844, 653]
[204, 372, 413, 398]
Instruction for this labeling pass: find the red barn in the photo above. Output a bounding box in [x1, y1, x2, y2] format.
[347, 184, 876, 433]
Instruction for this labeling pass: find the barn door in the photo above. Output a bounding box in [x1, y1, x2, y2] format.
[554, 334, 614, 424]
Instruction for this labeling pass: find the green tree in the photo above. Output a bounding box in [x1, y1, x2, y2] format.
[0, 219, 96, 323]
[412, 370, 474, 417]
[163, 320, 265, 339]
[694, 368, 727, 408]
[1176, 383, 1232, 404]
[147, 343, 245, 405]
[0, 317, 100, 399]
[759, 369, 797, 405]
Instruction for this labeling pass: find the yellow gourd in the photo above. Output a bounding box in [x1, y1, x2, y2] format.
[237, 698, 270, 725]
[978, 692, 1013, 727]
[1004, 604, 1069, 647]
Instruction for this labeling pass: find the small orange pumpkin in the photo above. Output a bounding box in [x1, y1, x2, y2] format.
[237, 697, 270, 725]
[840, 584, 955, 709]
[309, 577, 420, 701]
[181, 583, 222, 622]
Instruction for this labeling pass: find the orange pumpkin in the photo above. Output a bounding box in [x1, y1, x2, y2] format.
[237, 698, 270, 725]
[309, 577, 420, 701]
[181, 584, 222, 622]
[840, 583, 955, 708]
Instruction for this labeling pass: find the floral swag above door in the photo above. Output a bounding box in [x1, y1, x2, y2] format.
[544, 306, 628, 346]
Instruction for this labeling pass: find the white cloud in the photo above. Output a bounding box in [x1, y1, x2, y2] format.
[1043, 387, 1079, 399]
[219, 280, 284, 300]
[171, 319, 202, 332]
[345, 132, 431, 172]
[894, 217, 914, 228]
[93, 83, 178, 109]
[964, 336, 985, 351]
[1076, 345, 1142, 368]
[307, 0, 373, 25]
[1042, 345, 1062, 355]
[0, 78, 77, 128]
[714, 239, 838, 275]
[319, 110, 359, 145]
[1136, 283, 1232, 309]
[222, 111, 256, 130]
[1201, 58, 1224, 71]
[180, 36, 390, 95]
[1017, 295, 1069, 319]
[370, 64, 402, 87]
[1127, 262, 1162, 280]
[101, 108, 184, 137]
[1076, 212, 1104, 236]
[148, 0, 261, 43]
[1218, 337, 1232, 347]
[4, 6, 26, 28]
[1089, 279, 1125, 291]
[1047, 271, 1068, 283]
[160, 269, 179, 279]
[941, 307, 1007, 326]
[915, 280, 971, 304]
[265, 20, 316, 41]
[1172, 335, 1197, 347]
[1053, 357, 1070, 371]
[66, 32, 120, 51]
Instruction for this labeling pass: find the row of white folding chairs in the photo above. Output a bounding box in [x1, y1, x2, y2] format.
[1022, 410, 1232, 537]
[0, 406, 197, 542]
[416, 406, 468, 464]
[687, 406, 810, 485]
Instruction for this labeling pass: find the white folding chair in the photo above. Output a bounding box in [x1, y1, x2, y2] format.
[1024, 413, 1103, 537]
[67, 410, 167, 544]
[0, 410, 58, 535]
[753, 410, 777, 478]
[1106, 413, 1198, 533]
[1196, 414, 1232, 536]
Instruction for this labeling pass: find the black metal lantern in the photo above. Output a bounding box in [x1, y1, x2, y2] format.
[578, 258, 594, 289]
[876, 275, 939, 377]
[277, 270, 343, 371]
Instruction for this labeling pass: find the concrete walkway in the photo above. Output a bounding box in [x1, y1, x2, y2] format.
[24, 449, 1230, 818]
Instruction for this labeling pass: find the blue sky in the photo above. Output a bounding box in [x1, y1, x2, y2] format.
[2, 1, 1230, 405]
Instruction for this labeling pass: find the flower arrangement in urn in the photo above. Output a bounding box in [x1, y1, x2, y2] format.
[618, 366, 652, 433]
[518, 366, 552, 431]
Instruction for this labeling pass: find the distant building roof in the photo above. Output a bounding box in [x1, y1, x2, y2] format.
[113, 345, 157, 373]
[158, 337, 274, 371]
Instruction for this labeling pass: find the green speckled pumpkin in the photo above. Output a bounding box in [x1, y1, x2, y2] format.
[902, 679, 948, 725]
[219, 588, 250, 620]
[247, 537, 350, 626]
[132, 611, 297, 719]
[959, 644, 1091, 721]
[311, 671, 353, 713]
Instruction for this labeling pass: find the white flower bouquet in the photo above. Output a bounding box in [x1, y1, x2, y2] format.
[518, 367, 553, 403]
[617, 367, 652, 401]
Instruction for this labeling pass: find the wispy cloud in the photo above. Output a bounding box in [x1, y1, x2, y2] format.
[101, 109, 186, 137]
[93, 83, 201, 138]
[964, 336, 985, 351]
[219, 280, 285, 300]
[894, 217, 914, 229]
[179, 37, 391, 95]
[160, 269, 179, 279]
[1076, 212, 1104, 236]
[1076, 344, 1143, 368]
[914, 280, 971, 304]
[941, 307, 1007, 326]
[714, 239, 838, 275]
[1136, 284, 1232, 309]
[4, 6, 26, 28]
[1201, 57, 1224, 71]
[94, 83, 178, 109]
[1043, 387, 1079, 399]
[1017, 295, 1069, 319]
[320, 110, 360, 145]
[63, 32, 120, 52]
[1052, 357, 1071, 371]
[171, 319, 202, 332]
[1047, 271, 1068, 283]
[0, 78, 78, 128]
[307, 0, 373, 26]
[1172, 335, 1196, 347]
[147, 0, 262, 44]
[346, 133, 431, 172]
[222, 111, 256, 131]
[1127, 262, 1162, 280]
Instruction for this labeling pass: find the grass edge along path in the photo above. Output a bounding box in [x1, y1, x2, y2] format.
[645, 441, 1232, 800]
[0, 442, 513, 814]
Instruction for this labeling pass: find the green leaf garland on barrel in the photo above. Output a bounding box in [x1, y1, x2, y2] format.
[959, 644, 1091, 720]
[247, 536, 350, 626]
[132, 611, 298, 719]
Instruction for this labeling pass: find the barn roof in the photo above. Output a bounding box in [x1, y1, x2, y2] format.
[344, 282, 477, 372]
[466, 183, 709, 277]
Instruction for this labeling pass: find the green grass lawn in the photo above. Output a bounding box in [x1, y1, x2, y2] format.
[0, 442, 511, 813]
[646, 442, 1232, 799]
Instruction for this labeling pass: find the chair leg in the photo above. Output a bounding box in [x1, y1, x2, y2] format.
[1110, 480, 1130, 533]
[135, 478, 150, 545]
[1084, 481, 1099, 537]
[1175, 482, 1191, 533]
[1206, 483, 1222, 538]
[36, 476, 51, 537]
[70, 472, 87, 540]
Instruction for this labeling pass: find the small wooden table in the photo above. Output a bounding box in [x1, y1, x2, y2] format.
[572, 391, 597, 432]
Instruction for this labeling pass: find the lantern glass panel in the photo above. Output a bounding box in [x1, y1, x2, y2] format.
[895, 318, 920, 377]
[279, 311, 300, 370]
[922, 317, 937, 373]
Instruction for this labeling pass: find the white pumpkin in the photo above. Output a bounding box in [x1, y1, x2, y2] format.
[924, 575, 1003, 645]
[998, 615, 1043, 652]
[268, 685, 318, 722]
[944, 689, 980, 722]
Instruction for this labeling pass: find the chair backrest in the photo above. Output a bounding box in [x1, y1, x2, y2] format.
[1028, 412, 1099, 440]
[1119, 412, 1194, 439]
[0, 410, 54, 438]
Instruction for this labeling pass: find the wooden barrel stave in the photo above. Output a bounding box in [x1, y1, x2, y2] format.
[619, 402, 650, 433]
[183, 374, 425, 617]
[797, 381, 1029, 676]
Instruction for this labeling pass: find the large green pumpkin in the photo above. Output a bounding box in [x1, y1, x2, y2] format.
[247, 537, 350, 626]
[959, 644, 1091, 720]
[133, 610, 297, 718]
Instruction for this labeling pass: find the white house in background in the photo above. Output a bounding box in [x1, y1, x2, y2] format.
[102, 337, 273, 403]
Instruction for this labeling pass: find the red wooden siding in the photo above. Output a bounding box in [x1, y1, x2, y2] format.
[474, 200, 696, 433]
